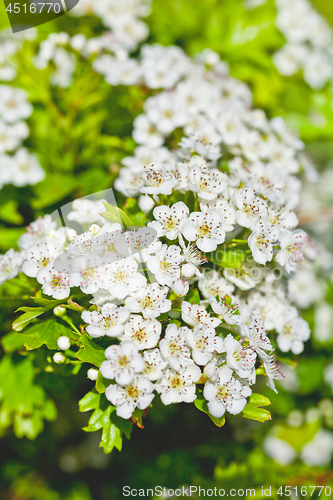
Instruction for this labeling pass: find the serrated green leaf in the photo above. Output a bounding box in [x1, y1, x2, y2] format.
[194, 390, 226, 427]
[76, 335, 106, 367]
[111, 413, 133, 441]
[79, 389, 101, 413]
[81, 392, 122, 454]
[18, 319, 76, 350]
[12, 298, 65, 331]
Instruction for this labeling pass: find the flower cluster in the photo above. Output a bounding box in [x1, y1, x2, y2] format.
[0, 85, 44, 190]
[0, 5, 323, 425]
[34, 0, 151, 88]
[273, 0, 333, 89]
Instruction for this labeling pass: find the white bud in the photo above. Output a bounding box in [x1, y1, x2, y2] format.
[54, 306, 66, 316]
[87, 368, 99, 381]
[53, 352, 65, 364]
[138, 194, 155, 213]
[172, 279, 189, 296]
[57, 336, 70, 350]
[182, 263, 196, 278]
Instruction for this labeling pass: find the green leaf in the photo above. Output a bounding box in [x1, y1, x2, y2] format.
[32, 174, 78, 209]
[76, 335, 106, 367]
[95, 371, 107, 394]
[79, 390, 123, 454]
[187, 288, 201, 305]
[1, 332, 29, 353]
[79, 389, 101, 413]
[12, 307, 47, 332]
[18, 319, 76, 351]
[101, 201, 134, 227]
[194, 390, 226, 427]
[12, 298, 65, 331]
[242, 393, 271, 423]
[0, 355, 57, 439]
[248, 393, 271, 407]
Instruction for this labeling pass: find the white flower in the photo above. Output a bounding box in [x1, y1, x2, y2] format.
[148, 202, 189, 240]
[159, 323, 192, 370]
[179, 234, 207, 277]
[120, 227, 160, 262]
[104, 257, 146, 299]
[155, 364, 201, 405]
[147, 244, 183, 287]
[182, 210, 226, 252]
[123, 315, 162, 349]
[100, 340, 145, 386]
[276, 229, 307, 273]
[209, 296, 242, 325]
[141, 348, 168, 381]
[125, 283, 171, 319]
[67, 199, 106, 225]
[132, 114, 164, 148]
[275, 307, 310, 354]
[9, 148, 45, 187]
[18, 215, 57, 250]
[188, 164, 227, 200]
[105, 375, 155, 419]
[181, 301, 221, 328]
[232, 188, 267, 230]
[246, 318, 274, 359]
[0, 249, 23, 285]
[144, 92, 188, 135]
[186, 325, 224, 365]
[223, 334, 257, 379]
[203, 365, 251, 417]
[198, 270, 235, 299]
[140, 165, 175, 195]
[0, 85, 32, 123]
[263, 354, 284, 393]
[36, 265, 70, 299]
[248, 222, 278, 265]
[81, 303, 130, 338]
[69, 254, 106, 294]
[23, 241, 62, 278]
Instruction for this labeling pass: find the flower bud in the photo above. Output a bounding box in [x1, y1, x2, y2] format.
[53, 306, 66, 316]
[138, 194, 155, 213]
[87, 368, 99, 381]
[53, 352, 65, 364]
[172, 279, 189, 296]
[57, 336, 70, 350]
[182, 263, 196, 278]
